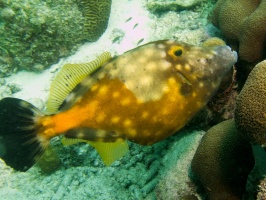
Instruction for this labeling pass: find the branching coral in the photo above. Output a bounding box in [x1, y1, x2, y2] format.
[211, 0, 266, 63]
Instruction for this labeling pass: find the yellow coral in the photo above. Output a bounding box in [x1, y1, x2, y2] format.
[235, 60, 266, 145]
[212, 0, 266, 62]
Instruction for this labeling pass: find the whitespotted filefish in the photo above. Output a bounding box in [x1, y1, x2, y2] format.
[0, 40, 237, 171]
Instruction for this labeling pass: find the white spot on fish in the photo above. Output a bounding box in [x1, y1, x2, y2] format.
[161, 60, 171, 70]
[160, 51, 167, 58]
[157, 44, 166, 49]
[99, 85, 108, 95]
[144, 49, 155, 57]
[121, 97, 131, 106]
[166, 40, 175, 44]
[142, 111, 149, 118]
[175, 64, 182, 70]
[111, 116, 120, 123]
[77, 132, 85, 138]
[199, 82, 204, 88]
[124, 119, 132, 127]
[185, 64, 191, 71]
[112, 91, 120, 98]
[199, 58, 207, 65]
[140, 76, 153, 87]
[128, 128, 137, 136]
[146, 62, 157, 71]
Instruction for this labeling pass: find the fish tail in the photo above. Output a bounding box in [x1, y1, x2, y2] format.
[0, 97, 48, 171]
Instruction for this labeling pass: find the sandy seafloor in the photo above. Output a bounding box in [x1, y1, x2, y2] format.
[1, 0, 265, 199]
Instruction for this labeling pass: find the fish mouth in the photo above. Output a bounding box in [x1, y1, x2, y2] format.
[225, 46, 238, 62]
[176, 71, 192, 85]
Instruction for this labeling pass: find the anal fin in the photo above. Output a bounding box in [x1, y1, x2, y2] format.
[61, 128, 129, 166]
[88, 140, 129, 166]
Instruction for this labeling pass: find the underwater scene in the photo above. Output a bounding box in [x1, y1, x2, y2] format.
[0, 0, 266, 199]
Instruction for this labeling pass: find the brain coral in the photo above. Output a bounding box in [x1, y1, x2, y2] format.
[191, 119, 255, 200]
[235, 60, 266, 145]
[212, 0, 266, 63]
[82, 0, 112, 42]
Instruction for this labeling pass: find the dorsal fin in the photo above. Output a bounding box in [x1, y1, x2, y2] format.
[61, 136, 129, 166]
[45, 52, 112, 114]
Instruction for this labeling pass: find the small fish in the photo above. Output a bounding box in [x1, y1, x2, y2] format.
[125, 17, 132, 22]
[133, 23, 138, 29]
[136, 38, 144, 45]
[0, 40, 237, 171]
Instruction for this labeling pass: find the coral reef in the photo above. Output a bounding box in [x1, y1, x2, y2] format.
[235, 60, 266, 145]
[0, 0, 112, 77]
[191, 119, 255, 200]
[82, 0, 112, 42]
[211, 0, 266, 63]
[146, 1, 218, 46]
[146, 0, 203, 12]
[0, 0, 85, 77]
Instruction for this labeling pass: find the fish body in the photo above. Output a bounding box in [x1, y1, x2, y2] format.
[0, 40, 237, 171]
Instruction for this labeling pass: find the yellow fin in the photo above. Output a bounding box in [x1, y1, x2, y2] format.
[61, 136, 129, 166]
[46, 52, 112, 114]
[88, 140, 129, 166]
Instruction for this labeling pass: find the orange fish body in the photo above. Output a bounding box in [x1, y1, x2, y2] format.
[0, 40, 237, 171]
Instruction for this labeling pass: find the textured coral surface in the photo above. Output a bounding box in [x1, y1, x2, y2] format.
[0, 0, 86, 77]
[82, 0, 112, 42]
[212, 0, 266, 63]
[235, 60, 266, 145]
[191, 119, 255, 200]
[0, 0, 112, 77]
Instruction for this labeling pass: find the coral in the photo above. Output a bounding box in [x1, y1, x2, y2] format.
[191, 119, 255, 200]
[0, 0, 111, 77]
[235, 60, 266, 145]
[201, 37, 225, 47]
[257, 177, 266, 200]
[212, 0, 266, 63]
[155, 131, 203, 200]
[82, 0, 112, 42]
[146, 0, 203, 12]
[36, 145, 61, 174]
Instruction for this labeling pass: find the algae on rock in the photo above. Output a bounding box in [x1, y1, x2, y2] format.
[146, 0, 205, 13]
[0, 0, 111, 77]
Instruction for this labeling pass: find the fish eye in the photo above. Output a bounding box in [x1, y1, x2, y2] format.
[174, 49, 183, 56]
[168, 46, 184, 58]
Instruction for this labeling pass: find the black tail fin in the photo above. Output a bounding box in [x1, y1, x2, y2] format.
[0, 97, 46, 171]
